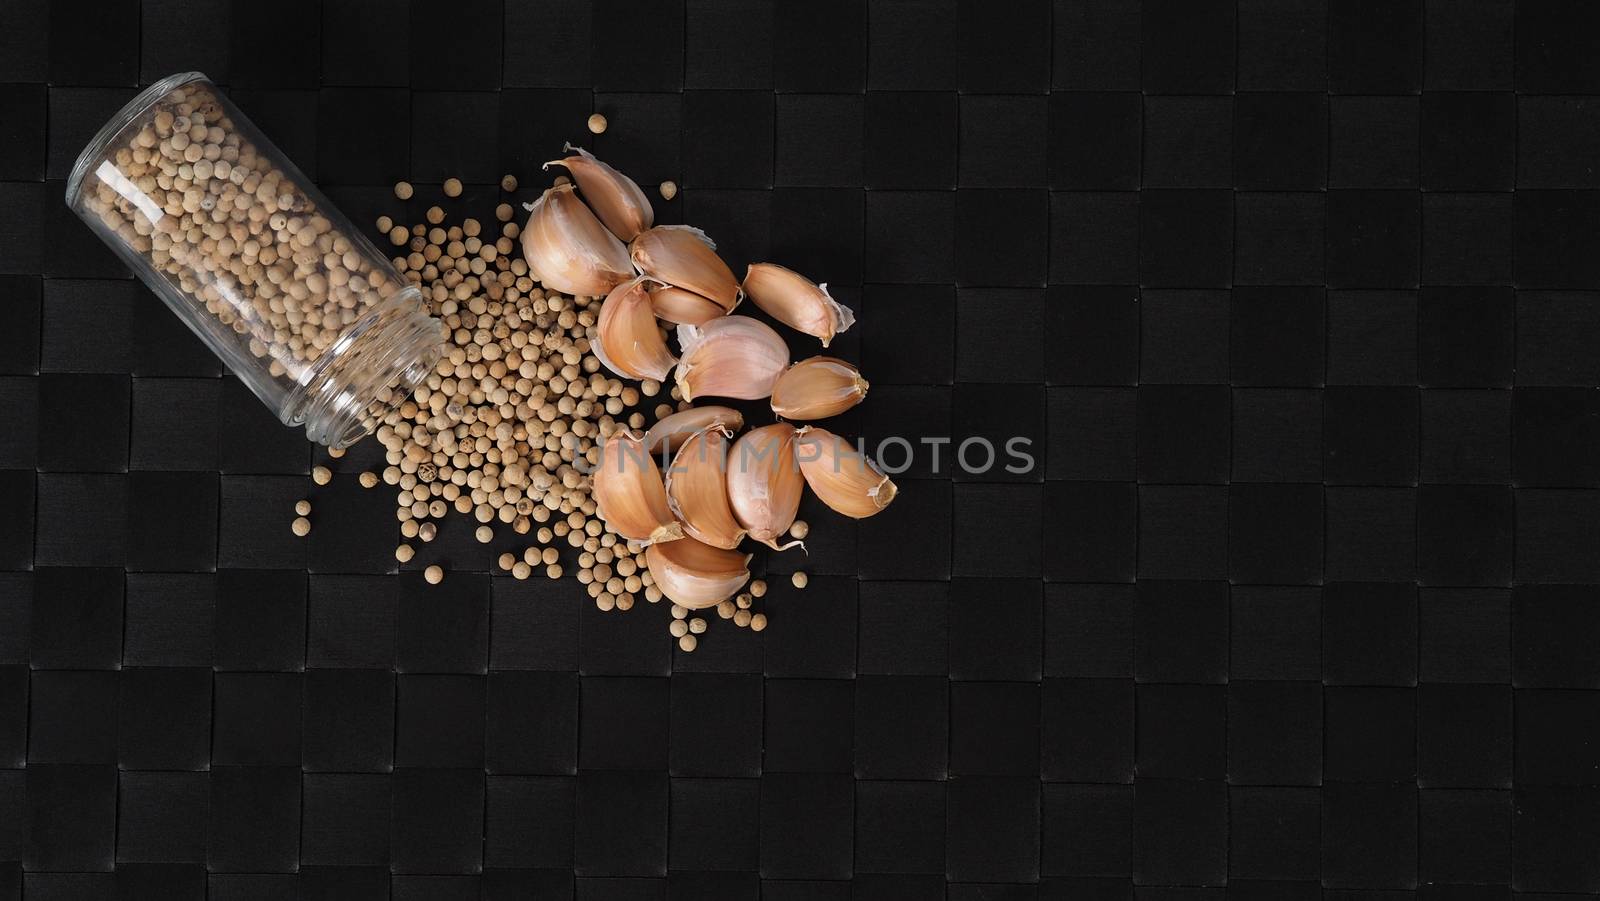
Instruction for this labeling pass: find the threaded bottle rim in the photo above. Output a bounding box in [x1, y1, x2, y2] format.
[285, 284, 444, 448]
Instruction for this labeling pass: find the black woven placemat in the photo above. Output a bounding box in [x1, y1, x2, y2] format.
[4, 0, 1600, 897]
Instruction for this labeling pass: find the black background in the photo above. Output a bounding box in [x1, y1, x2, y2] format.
[3, 0, 1600, 897]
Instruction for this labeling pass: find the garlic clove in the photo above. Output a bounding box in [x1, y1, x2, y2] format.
[520, 183, 635, 298]
[794, 426, 897, 519]
[592, 430, 684, 544]
[543, 144, 655, 242]
[593, 277, 677, 381]
[646, 536, 752, 609]
[665, 425, 746, 549]
[630, 225, 740, 311]
[674, 315, 790, 402]
[726, 423, 806, 550]
[742, 262, 856, 347]
[648, 283, 729, 325]
[770, 356, 869, 420]
[644, 405, 745, 455]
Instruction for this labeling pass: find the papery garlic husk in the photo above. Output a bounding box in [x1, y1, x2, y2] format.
[665, 426, 746, 549]
[630, 225, 740, 311]
[544, 144, 654, 242]
[742, 262, 856, 347]
[646, 536, 752, 609]
[649, 283, 727, 326]
[771, 356, 869, 420]
[593, 277, 677, 381]
[794, 426, 897, 519]
[726, 423, 805, 550]
[592, 430, 684, 544]
[520, 183, 634, 298]
[674, 315, 790, 402]
[644, 405, 745, 455]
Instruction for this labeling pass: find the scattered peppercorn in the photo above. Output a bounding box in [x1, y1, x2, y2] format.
[587, 113, 607, 134]
[443, 177, 463, 198]
[678, 634, 697, 652]
[291, 516, 311, 536]
[659, 180, 677, 200]
[394, 181, 414, 200]
[792, 571, 808, 589]
[295, 499, 312, 516]
[750, 613, 767, 632]
[424, 565, 444, 585]
[311, 465, 331, 485]
[500, 174, 518, 192]
[359, 471, 378, 488]
[395, 544, 414, 563]
[789, 520, 809, 540]
[749, 579, 767, 598]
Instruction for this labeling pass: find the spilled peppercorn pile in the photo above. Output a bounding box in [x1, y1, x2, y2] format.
[291, 124, 895, 653]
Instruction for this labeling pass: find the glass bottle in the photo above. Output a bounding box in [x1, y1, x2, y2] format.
[65, 72, 443, 448]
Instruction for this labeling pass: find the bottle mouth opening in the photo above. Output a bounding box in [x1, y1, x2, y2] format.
[285, 285, 444, 449]
[65, 71, 209, 209]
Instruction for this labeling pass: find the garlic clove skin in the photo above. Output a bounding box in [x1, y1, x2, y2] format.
[644, 405, 745, 455]
[543, 144, 654, 242]
[630, 225, 741, 311]
[646, 536, 752, 609]
[794, 426, 897, 519]
[674, 315, 791, 402]
[592, 430, 684, 544]
[594, 277, 677, 381]
[726, 423, 806, 550]
[648, 283, 729, 325]
[770, 356, 870, 421]
[520, 183, 635, 298]
[665, 426, 746, 549]
[742, 262, 856, 347]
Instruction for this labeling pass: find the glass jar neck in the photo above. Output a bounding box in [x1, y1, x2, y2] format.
[285, 284, 444, 448]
